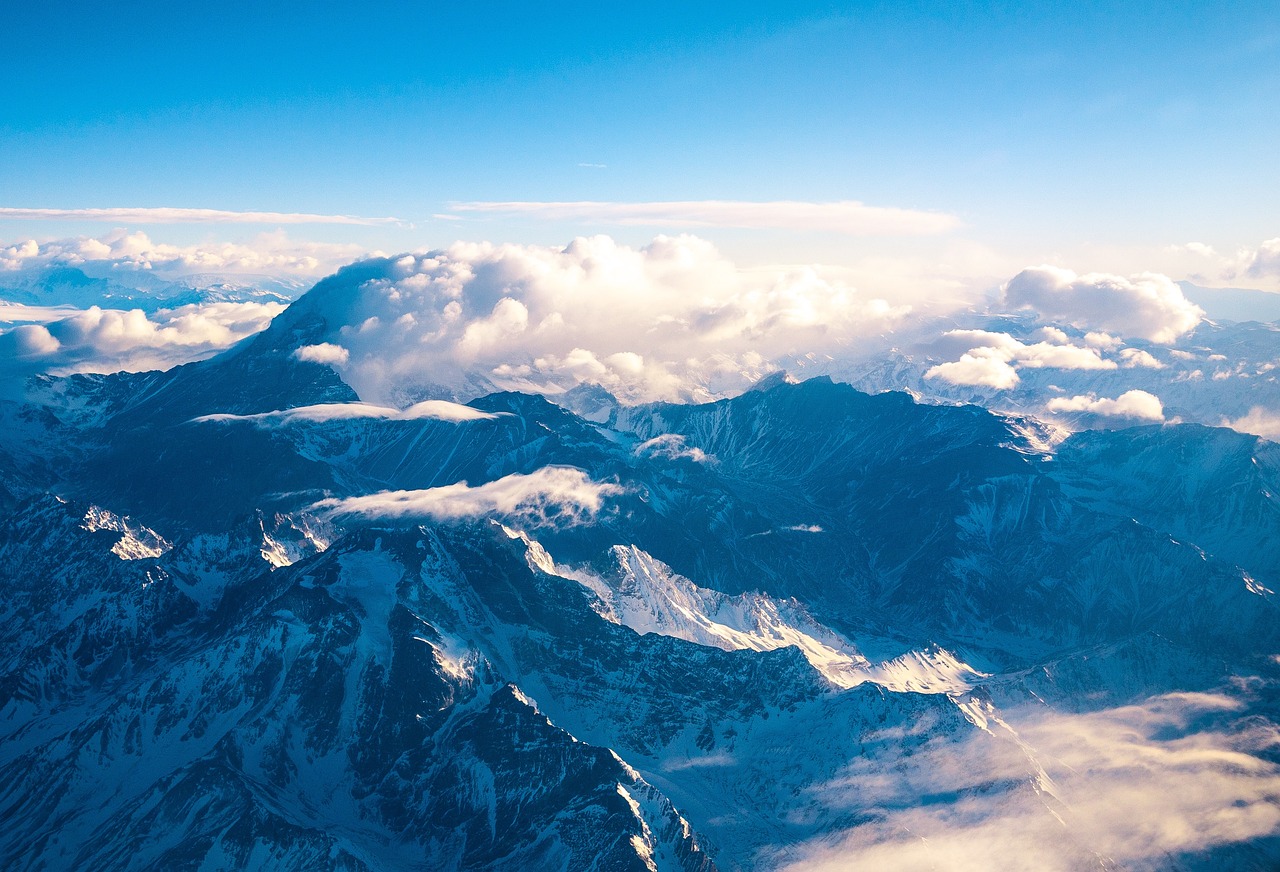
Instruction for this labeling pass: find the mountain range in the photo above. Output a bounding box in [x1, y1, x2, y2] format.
[1, 264, 1278, 870]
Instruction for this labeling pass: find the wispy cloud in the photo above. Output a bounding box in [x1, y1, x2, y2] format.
[0, 207, 404, 226]
[777, 689, 1280, 872]
[447, 200, 960, 236]
[1223, 406, 1280, 441]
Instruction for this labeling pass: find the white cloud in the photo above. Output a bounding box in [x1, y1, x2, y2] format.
[0, 300, 285, 376]
[933, 330, 1115, 370]
[1181, 241, 1218, 257]
[1247, 237, 1280, 278]
[925, 348, 1021, 389]
[293, 343, 350, 366]
[0, 324, 61, 359]
[1004, 266, 1204, 343]
[448, 200, 961, 236]
[1033, 326, 1069, 344]
[1045, 389, 1165, 421]
[193, 400, 503, 427]
[1082, 331, 1121, 349]
[1222, 407, 1280, 441]
[312, 466, 622, 526]
[925, 329, 1115, 391]
[634, 434, 711, 464]
[0, 206, 402, 226]
[1118, 347, 1164, 368]
[778, 690, 1280, 872]
[302, 235, 911, 403]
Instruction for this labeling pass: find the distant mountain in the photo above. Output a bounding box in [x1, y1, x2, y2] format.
[1179, 280, 1280, 324]
[0, 265, 305, 317]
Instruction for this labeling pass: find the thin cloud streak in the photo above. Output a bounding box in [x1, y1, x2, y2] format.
[0, 207, 405, 226]
[448, 200, 961, 236]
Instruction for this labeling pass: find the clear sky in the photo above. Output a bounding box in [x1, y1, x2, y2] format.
[2, 1, 1278, 288]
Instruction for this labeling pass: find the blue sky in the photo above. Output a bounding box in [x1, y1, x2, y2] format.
[2, 1, 1278, 284]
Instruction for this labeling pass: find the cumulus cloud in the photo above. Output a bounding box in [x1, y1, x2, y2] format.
[925, 329, 1115, 390]
[0, 324, 61, 359]
[0, 206, 402, 226]
[1004, 266, 1204, 343]
[926, 348, 1021, 389]
[293, 343, 350, 366]
[1223, 407, 1280, 441]
[0, 300, 285, 376]
[778, 690, 1280, 872]
[301, 235, 911, 403]
[448, 200, 960, 235]
[1045, 389, 1165, 421]
[193, 400, 503, 427]
[1119, 347, 1164, 368]
[312, 466, 622, 526]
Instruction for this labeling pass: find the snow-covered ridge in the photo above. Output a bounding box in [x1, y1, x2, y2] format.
[551, 543, 985, 693]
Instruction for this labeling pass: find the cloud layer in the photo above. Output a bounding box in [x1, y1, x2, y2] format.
[312, 467, 622, 526]
[0, 206, 402, 226]
[447, 200, 961, 235]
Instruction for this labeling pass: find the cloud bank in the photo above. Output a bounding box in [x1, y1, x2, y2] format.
[1, 229, 368, 276]
[0, 300, 285, 377]
[312, 467, 622, 527]
[300, 235, 911, 403]
[781, 689, 1280, 872]
[448, 200, 960, 235]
